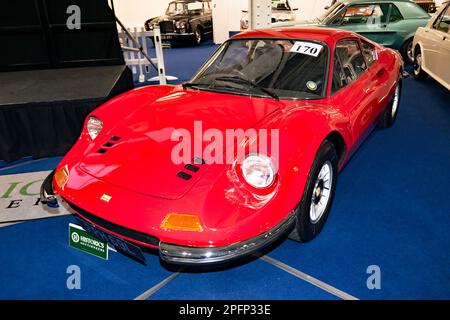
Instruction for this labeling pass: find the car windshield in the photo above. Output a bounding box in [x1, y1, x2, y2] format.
[166, 1, 203, 15]
[167, 2, 187, 15]
[189, 39, 329, 99]
[319, 2, 346, 23]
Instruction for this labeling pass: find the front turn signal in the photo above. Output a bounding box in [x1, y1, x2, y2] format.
[54, 165, 69, 190]
[160, 214, 203, 232]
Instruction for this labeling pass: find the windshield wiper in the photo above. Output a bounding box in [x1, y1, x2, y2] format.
[213, 76, 280, 101]
[182, 82, 211, 89]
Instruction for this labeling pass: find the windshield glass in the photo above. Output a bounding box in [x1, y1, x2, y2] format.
[319, 2, 346, 23]
[166, 2, 187, 15]
[190, 39, 329, 99]
[167, 1, 204, 15]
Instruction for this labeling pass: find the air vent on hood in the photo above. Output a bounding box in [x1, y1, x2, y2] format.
[193, 157, 206, 165]
[185, 164, 200, 172]
[103, 142, 114, 147]
[97, 148, 108, 154]
[176, 172, 192, 180]
[110, 136, 121, 141]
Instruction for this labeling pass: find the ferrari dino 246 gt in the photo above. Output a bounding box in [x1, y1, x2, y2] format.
[41, 27, 403, 265]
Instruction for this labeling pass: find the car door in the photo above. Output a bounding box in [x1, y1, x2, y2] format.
[360, 39, 393, 119]
[330, 39, 379, 148]
[383, 2, 406, 47]
[327, 3, 392, 45]
[202, 0, 213, 33]
[188, 1, 204, 30]
[424, 3, 450, 86]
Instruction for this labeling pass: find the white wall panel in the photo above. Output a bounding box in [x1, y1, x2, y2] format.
[113, 0, 332, 31]
[113, 0, 169, 29]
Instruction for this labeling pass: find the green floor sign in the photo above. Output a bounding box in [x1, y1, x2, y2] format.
[69, 223, 108, 260]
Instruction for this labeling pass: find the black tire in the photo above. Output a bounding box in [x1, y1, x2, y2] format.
[379, 76, 402, 128]
[400, 38, 414, 64]
[193, 27, 203, 46]
[288, 141, 338, 243]
[413, 47, 427, 81]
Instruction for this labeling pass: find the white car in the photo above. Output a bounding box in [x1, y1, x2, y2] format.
[413, 0, 450, 89]
[241, 0, 298, 30]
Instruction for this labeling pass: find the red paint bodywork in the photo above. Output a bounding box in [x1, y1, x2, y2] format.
[53, 27, 403, 249]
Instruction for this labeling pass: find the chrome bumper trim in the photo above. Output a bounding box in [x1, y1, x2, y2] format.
[159, 211, 296, 265]
[40, 170, 59, 208]
[160, 32, 194, 36]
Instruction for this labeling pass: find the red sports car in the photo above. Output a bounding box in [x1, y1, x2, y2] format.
[41, 27, 403, 265]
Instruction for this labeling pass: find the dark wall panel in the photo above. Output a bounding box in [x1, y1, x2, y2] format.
[0, 0, 123, 71]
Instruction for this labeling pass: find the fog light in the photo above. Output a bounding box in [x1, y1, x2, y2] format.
[54, 165, 69, 190]
[160, 214, 203, 232]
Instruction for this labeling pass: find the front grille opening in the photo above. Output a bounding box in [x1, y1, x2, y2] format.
[159, 21, 174, 33]
[66, 200, 160, 247]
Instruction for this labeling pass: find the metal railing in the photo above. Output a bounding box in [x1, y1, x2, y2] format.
[117, 19, 177, 85]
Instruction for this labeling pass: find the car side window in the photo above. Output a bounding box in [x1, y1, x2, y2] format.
[388, 4, 403, 23]
[361, 40, 377, 67]
[434, 4, 450, 34]
[332, 40, 367, 94]
[332, 53, 347, 94]
[336, 3, 389, 25]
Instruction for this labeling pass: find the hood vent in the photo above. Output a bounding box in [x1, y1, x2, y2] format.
[176, 171, 192, 180]
[97, 137, 121, 154]
[193, 157, 206, 165]
[176, 158, 206, 181]
[185, 164, 200, 172]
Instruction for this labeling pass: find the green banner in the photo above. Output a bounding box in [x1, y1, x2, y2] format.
[69, 223, 108, 260]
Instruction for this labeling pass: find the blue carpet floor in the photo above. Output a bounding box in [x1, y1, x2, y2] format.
[0, 43, 449, 299]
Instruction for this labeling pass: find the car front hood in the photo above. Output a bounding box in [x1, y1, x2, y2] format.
[79, 88, 280, 200]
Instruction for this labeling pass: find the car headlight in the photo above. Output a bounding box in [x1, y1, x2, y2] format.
[241, 154, 276, 189]
[86, 116, 103, 140]
[176, 21, 187, 29]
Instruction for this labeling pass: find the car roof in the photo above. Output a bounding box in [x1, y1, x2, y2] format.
[170, 0, 208, 3]
[342, 0, 413, 3]
[232, 27, 362, 46]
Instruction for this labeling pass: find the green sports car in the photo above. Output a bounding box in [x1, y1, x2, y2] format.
[314, 0, 431, 63]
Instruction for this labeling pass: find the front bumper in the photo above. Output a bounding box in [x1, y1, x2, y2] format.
[40, 171, 296, 265]
[160, 33, 196, 44]
[159, 212, 296, 265]
[40, 170, 59, 208]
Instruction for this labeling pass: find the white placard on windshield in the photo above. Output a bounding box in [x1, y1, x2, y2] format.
[290, 41, 323, 57]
